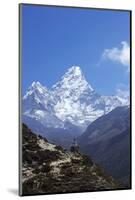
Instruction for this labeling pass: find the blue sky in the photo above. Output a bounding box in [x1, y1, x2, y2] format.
[21, 4, 130, 95]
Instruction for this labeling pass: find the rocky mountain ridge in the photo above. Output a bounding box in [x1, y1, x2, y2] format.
[79, 106, 131, 187]
[22, 124, 121, 195]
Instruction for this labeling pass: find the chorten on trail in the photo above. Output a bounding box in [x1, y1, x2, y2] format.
[70, 138, 80, 153]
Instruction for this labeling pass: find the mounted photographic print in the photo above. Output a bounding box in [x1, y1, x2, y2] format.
[19, 3, 131, 196]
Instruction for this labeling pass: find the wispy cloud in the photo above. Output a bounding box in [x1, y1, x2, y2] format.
[116, 88, 129, 99]
[101, 41, 130, 72]
[116, 83, 129, 99]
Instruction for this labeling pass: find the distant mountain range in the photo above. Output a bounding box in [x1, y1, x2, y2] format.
[22, 66, 129, 144]
[78, 106, 131, 187]
[22, 124, 122, 195]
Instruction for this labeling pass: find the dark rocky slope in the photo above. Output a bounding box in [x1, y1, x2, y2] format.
[79, 106, 131, 187]
[21, 124, 121, 195]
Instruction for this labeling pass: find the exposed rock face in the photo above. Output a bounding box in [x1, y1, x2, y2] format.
[22, 124, 121, 195]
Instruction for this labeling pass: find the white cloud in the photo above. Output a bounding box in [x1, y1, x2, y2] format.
[116, 88, 129, 99]
[116, 84, 129, 99]
[102, 41, 130, 71]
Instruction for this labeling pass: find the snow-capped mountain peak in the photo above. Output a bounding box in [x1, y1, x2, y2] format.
[22, 66, 129, 133]
[23, 81, 48, 100]
[65, 66, 83, 77]
[52, 66, 93, 92]
[29, 81, 48, 93]
[31, 81, 43, 88]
